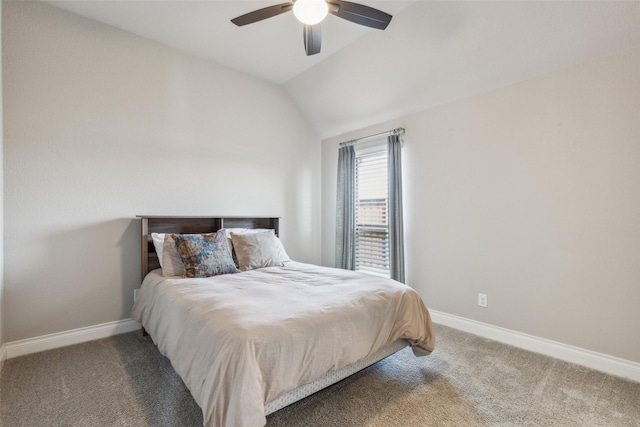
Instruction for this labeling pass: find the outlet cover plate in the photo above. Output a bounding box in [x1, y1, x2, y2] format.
[478, 293, 488, 307]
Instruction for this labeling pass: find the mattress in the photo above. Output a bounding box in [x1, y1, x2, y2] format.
[131, 261, 435, 427]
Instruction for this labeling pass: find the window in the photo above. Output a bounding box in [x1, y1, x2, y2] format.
[336, 129, 404, 281]
[355, 144, 389, 278]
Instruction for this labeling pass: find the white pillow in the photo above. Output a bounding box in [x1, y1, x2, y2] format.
[221, 228, 274, 236]
[230, 231, 290, 271]
[161, 234, 184, 276]
[221, 228, 274, 255]
[151, 233, 165, 268]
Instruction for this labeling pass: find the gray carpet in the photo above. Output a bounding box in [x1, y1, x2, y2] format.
[1, 324, 638, 426]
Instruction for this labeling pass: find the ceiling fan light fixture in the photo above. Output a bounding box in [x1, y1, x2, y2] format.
[231, 1, 393, 56]
[293, 0, 329, 25]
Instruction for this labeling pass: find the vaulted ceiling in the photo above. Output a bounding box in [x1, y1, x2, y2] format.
[46, 1, 640, 138]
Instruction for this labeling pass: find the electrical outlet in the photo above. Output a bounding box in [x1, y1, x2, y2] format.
[134, 289, 139, 303]
[478, 293, 488, 308]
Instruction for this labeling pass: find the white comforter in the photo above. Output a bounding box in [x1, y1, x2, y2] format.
[130, 262, 435, 427]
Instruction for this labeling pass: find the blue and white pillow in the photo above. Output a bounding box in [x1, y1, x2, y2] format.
[172, 231, 239, 278]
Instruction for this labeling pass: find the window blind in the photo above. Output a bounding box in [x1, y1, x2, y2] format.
[355, 147, 389, 278]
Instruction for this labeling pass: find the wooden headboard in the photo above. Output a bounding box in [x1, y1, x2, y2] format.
[137, 216, 280, 278]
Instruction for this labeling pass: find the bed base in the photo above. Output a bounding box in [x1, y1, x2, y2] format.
[264, 339, 409, 415]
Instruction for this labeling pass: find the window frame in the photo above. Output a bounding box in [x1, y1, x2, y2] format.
[354, 140, 390, 278]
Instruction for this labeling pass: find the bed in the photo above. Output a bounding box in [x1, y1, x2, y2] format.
[131, 216, 435, 427]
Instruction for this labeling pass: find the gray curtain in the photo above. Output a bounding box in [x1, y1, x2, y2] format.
[388, 134, 405, 283]
[335, 144, 356, 270]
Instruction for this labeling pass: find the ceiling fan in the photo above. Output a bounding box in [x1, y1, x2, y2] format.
[231, 0, 392, 56]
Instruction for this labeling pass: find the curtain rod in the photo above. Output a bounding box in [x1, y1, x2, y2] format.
[339, 127, 405, 147]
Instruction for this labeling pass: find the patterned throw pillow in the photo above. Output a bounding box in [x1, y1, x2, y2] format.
[172, 231, 239, 278]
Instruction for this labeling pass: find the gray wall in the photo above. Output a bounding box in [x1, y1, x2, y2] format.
[3, 1, 321, 342]
[322, 47, 640, 363]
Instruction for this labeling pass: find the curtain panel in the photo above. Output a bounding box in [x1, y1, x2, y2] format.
[388, 134, 405, 283]
[335, 145, 356, 270]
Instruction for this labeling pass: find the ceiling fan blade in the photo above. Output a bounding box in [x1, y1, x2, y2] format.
[327, 0, 392, 30]
[303, 24, 322, 56]
[231, 3, 293, 27]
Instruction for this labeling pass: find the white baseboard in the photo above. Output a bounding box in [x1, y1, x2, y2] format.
[5, 319, 141, 359]
[4, 313, 638, 383]
[0, 343, 6, 373]
[429, 310, 640, 383]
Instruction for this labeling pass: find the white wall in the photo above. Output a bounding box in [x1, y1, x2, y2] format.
[0, 0, 5, 363]
[3, 1, 321, 342]
[322, 47, 640, 363]
[286, 2, 640, 139]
